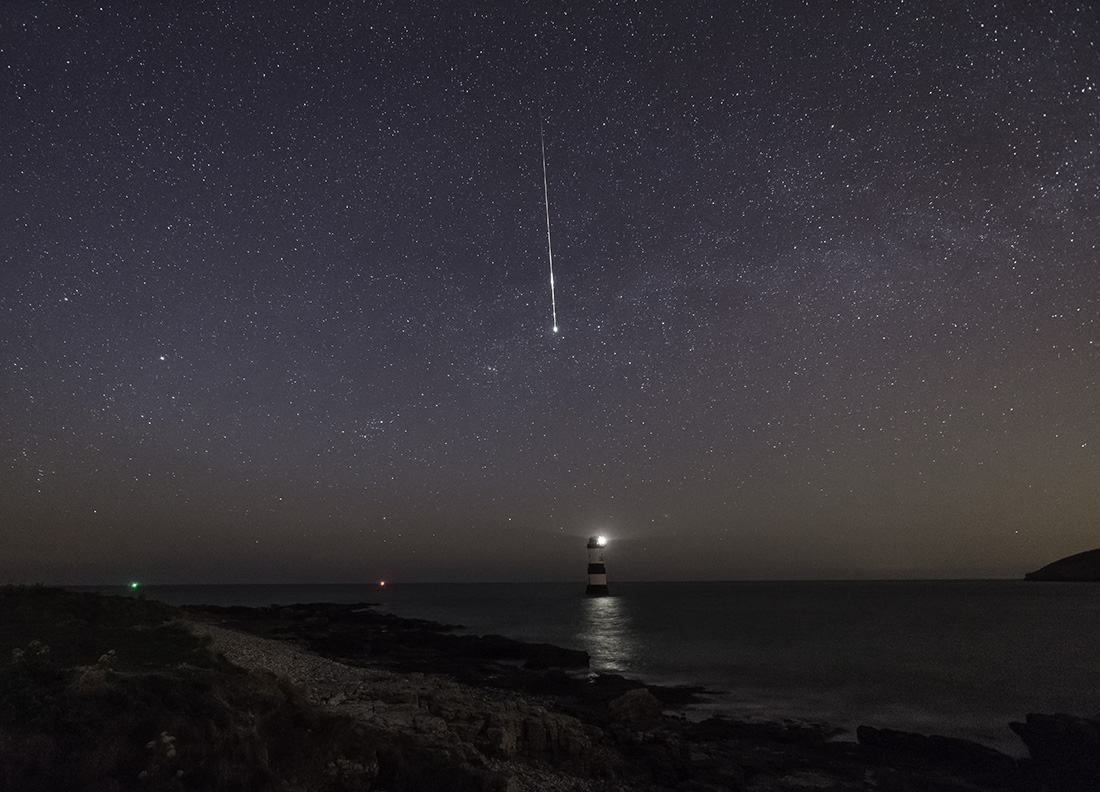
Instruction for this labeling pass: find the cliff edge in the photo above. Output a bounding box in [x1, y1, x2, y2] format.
[1024, 548, 1100, 581]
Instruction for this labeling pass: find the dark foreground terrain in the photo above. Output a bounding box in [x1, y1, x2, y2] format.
[1, 587, 1097, 791]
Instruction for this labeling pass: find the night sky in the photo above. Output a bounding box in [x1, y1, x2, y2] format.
[3, 2, 1098, 584]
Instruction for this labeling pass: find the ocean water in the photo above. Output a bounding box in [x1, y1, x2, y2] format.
[75, 580, 1100, 755]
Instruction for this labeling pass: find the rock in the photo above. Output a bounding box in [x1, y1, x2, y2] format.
[68, 666, 110, 696]
[380, 688, 419, 706]
[473, 702, 596, 764]
[689, 749, 745, 790]
[687, 714, 840, 745]
[1024, 547, 1100, 581]
[676, 781, 729, 792]
[1010, 712, 1100, 788]
[523, 717, 548, 752]
[609, 688, 663, 722]
[559, 721, 590, 756]
[483, 718, 521, 758]
[747, 770, 839, 789]
[494, 773, 523, 792]
[522, 642, 590, 669]
[710, 762, 745, 789]
[857, 725, 930, 754]
[925, 734, 1016, 775]
[582, 723, 605, 742]
[186, 600, 1045, 792]
[857, 725, 1016, 776]
[412, 714, 450, 739]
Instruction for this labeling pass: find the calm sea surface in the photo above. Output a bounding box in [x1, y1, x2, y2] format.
[74, 580, 1100, 755]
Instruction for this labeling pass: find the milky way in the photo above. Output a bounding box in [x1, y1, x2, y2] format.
[1, 2, 1098, 583]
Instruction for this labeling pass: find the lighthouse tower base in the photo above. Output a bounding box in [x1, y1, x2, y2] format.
[585, 582, 610, 597]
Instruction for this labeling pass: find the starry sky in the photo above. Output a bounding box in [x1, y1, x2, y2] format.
[2, 1, 1098, 584]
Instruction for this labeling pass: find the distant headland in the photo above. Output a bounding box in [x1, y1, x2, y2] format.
[1024, 548, 1100, 582]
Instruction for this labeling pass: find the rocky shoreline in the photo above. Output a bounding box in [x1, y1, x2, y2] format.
[183, 600, 1099, 792]
[2, 588, 1097, 791]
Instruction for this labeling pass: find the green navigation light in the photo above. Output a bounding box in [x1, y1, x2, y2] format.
[130, 581, 139, 589]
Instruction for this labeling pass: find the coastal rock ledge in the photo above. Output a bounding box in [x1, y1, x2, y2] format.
[6, 588, 1098, 792]
[1024, 548, 1100, 581]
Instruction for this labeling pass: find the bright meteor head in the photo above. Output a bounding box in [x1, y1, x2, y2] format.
[553, 326, 559, 333]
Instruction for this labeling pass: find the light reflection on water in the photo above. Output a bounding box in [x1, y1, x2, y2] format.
[578, 595, 635, 673]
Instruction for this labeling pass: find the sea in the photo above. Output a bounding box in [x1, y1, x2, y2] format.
[73, 580, 1100, 756]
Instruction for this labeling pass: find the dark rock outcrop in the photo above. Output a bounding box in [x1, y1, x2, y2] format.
[857, 725, 1017, 776]
[20, 587, 1100, 792]
[608, 687, 664, 722]
[1010, 713, 1100, 791]
[521, 642, 590, 670]
[1024, 547, 1100, 581]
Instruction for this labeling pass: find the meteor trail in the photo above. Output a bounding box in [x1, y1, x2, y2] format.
[540, 123, 559, 333]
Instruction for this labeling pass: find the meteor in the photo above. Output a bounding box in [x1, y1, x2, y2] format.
[540, 123, 559, 333]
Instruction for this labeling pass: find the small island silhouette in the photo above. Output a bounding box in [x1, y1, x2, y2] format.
[1024, 548, 1100, 582]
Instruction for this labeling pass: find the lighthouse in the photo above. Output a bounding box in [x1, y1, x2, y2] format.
[585, 535, 610, 596]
